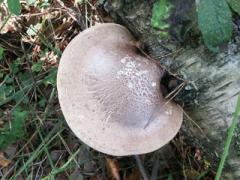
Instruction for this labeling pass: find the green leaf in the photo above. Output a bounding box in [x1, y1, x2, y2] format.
[9, 59, 21, 74]
[7, 0, 21, 15]
[167, 174, 173, 180]
[38, 97, 47, 108]
[0, 84, 13, 101]
[0, 71, 3, 79]
[151, 0, 173, 37]
[31, 61, 43, 72]
[227, 0, 240, 15]
[0, 84, 7, 101]
[0, 46, 4, 60]
[19, 71, 32, 86]
[43, 68, 57, 86]
[0, 108, 28, 149]
[14, 90, 29, 104]
[197, 0, 232, 52]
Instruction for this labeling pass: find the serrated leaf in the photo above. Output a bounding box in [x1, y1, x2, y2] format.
[197, 0, 232, 52]
[151, 0, 173, 37]
[227, 0, 240, 15]
[7, 0, 21, 15]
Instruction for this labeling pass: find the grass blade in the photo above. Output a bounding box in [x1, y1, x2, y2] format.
[11, 121, 64, 179]
[215, 94, 240, 180]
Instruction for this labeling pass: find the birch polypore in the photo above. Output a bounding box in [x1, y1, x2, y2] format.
[57, 23, 183, 156]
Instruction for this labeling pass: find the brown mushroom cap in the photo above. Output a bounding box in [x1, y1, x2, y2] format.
[57, 23, 183, 156]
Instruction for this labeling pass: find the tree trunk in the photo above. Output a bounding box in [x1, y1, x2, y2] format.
[103, 0, 240, 178]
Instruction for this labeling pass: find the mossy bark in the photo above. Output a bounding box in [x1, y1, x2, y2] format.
[103, 0, 240, 178]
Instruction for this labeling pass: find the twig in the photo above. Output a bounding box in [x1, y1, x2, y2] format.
[150, 153, 159, 180]
[134, 155, 149, 180]
[135, 44, 186, 82]
[0, 14, 11, 33]
[182, 108, 210, 141]
[164, 82, 186, 105]
[165, 82, 186, 99]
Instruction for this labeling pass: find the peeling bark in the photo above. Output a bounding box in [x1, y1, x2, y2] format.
[103, 0, 240, 178]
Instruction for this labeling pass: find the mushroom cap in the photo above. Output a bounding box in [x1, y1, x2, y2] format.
[57, 23, 183, 156]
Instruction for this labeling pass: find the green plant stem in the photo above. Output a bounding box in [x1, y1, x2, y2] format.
[215, 94, 240, 180]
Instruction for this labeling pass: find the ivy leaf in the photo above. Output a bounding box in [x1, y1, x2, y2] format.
[227, 0, 240, 16]
[7, 0, 21, 15]
[197, 0, 232, 52]
[151, 0, 173, 37]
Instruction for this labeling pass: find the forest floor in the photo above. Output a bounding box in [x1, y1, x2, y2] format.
[0, 1, 215, 179]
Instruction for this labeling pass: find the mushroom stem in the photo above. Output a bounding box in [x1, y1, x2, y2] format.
[134, 155, 149, 180]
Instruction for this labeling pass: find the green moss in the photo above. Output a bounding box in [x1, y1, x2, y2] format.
[151, 0, 173, 37]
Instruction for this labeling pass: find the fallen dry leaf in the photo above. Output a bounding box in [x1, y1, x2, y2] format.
[126, 169, 141, 180]
[0, 6, 19, 34]
[106, 157, 121, 180]
[0, 120, 4, 128]
[0, 152, 11, 168]
[194, 148, 202, 161]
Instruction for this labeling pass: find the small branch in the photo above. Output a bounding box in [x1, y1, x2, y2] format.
[134, 155, 149, 180]
[150, 154, 159, 180]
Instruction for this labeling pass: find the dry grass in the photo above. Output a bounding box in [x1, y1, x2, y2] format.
[0, 0, 214, 179]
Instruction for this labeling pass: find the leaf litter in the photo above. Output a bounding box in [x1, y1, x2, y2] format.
[0, 0, 215, 179]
